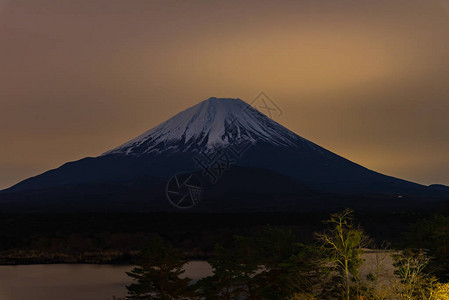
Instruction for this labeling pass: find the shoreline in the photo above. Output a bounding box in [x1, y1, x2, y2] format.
[0, 250, 211, 266]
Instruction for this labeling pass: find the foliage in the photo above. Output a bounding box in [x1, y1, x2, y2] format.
[126, 236, 192, 300]
[316, 208, 370, 300]
[253, 226, 308, 299]
[361, 244, 396, 300]
[197, 226, 318, 299]
[195, 241, 259, 300]
[430, 282, 449, 300]
[120, 211, 449, 300]
[405, 214, 449, 281]
[392, 248, 432, 300]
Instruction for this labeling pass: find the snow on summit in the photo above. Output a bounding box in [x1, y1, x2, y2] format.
[102, 97, 306, 156]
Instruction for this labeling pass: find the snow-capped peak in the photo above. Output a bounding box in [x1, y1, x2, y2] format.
[102, 97, 305, 156]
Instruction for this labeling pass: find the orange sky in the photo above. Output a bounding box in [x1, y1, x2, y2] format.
[1, 0, 449, 189]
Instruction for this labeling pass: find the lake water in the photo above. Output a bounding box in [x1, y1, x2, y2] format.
[0, 251, 397, 300]
[0, 261, 213, 300]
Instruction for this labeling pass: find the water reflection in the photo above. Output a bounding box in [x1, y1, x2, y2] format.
[0, 261, 212, 300]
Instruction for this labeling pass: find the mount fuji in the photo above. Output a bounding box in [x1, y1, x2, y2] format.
[1, 97, 448, 212]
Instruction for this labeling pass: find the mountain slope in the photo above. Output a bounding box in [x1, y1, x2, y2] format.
[2, 97, 448, 211]
[103, 97, 307, 156]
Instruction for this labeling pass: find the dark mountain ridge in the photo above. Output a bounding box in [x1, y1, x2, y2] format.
[1, 97, 448, 211]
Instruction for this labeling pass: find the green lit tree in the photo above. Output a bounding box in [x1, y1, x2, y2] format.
[316, 209, 370, 300]
[393, 248, 433, 300]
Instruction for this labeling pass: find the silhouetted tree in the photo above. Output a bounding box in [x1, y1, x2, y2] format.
[254, 226, 316, 299]
[405, 214, 449, 281]
[195, 237, 260, 299]
[196, 226, 317, 299]
[126, 236, 192, 300]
